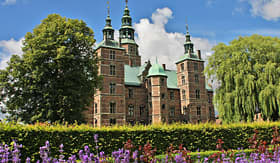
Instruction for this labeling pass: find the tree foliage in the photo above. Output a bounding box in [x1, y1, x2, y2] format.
[205, 35, 280, 123]
[0, 14, 102, 123]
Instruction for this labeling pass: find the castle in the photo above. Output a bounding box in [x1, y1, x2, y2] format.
[85, 2, 215, 127]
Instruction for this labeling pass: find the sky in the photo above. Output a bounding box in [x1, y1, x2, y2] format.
[1, 0, 280, 70]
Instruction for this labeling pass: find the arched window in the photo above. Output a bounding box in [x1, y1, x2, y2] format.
[110, 102, 116, 113]
[196, 89, 200, 99]
[181, 76, 185, 85]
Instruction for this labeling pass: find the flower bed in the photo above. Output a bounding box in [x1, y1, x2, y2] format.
[1, 127, 280, 162]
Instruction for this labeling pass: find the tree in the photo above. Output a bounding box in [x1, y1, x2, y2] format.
[205, 35, 280, 123]
[0, 14, 102, 123]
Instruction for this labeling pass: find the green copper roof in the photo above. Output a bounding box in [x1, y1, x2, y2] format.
[176, 52, 204, 64]
[121, 38, 137, 45]
[95, 40, 125, 50]
[124, 63, 213, 91]
[125, 65, 142, 86]
[147, 62, 167, 77]
[165, 70, 179, 89]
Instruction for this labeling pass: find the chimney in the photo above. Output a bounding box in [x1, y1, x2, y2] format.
[197, 50, 201, 59]
[162, 64, 166, 70]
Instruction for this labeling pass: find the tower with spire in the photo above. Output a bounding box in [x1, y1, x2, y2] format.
[90, 3, 215, 127]
[175, 22, 215, 123]
[119, 0, 141, 67]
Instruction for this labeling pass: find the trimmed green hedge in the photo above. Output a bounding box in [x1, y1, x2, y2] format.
[0, 121, 279, 161]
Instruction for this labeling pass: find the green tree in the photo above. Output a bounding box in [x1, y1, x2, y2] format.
[0, 14, 102, 123]
[205, 35, 280, 123]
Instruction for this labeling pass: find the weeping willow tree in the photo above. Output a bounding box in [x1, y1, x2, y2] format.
[205, 35, 280, 123]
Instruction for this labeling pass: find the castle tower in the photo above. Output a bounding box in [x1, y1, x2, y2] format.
[147, 59, 168, 124]
[93, 2, 126, 127]
[176, 24, 214, 123]
[119, 0, 141, 67]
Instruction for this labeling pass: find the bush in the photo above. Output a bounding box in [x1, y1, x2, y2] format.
[0, 121, 280, 161]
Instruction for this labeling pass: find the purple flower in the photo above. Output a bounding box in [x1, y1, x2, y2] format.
[94, 134, 98, 143]
[132, 150, 138, 160]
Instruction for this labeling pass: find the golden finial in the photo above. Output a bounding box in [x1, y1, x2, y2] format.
[107, 1, 110, 16]
[125, 0, 128, 7]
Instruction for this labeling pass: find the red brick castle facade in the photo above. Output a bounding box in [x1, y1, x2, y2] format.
[86, 2, 215, 127]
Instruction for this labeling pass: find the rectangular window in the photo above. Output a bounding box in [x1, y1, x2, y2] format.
[94, 103, 98, 113]
[128, 105, 134, 116]
[182, 89, 186, 100]
[110, 102, 116, 113]
[195, 74, 199, 83]
[170, 107, 175, 117]
[208, 95, 212, 104]
[110, 119, 116, 125]
[110, 50, 115, 60]
[128, 88, 133, 98]
[140, 105, 145, 116]
[181, 76, 185, 85]
[197, 106, 201, 116]
[110, 83, 116, 94]
[194, 63, 198, 71]
[196, 89, 200, 99]
[161, 104, 165, 110]
[170, 91, 174, 100]
[161, 93, 165, 99]
[160, 78, 165, 86]
[181, 63, 184, 71]
[110, 65, 116, 75]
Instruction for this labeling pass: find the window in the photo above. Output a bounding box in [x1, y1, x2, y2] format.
[195, 74, 199, 83]
[160, 78, 165, 86]
[196, 89, 200, 99]
[170, 107, 175, 116]
[208, 95, 212, 104]
[194, 63, 198, 71]
[148, 80, 151, 87]
[110, 50, 115, 60]
[128, 88, 133, 98]
[170, 91, 174, 100]
[161, 93, 165, 99]
[161, 104, 165, 110]
[110, 102, 116, 113]
[181, 76, 185, 85]
[110, 65, 116, 75]
[128, 105, 134, 116]
[209, 107, 213, 117]
[94, 118, 97, 126]
[197, 106, 201, 116]
[110, 119, 116, 125]
[183, 106, 187, 115]
[110, 83, 116, 94]
[182, 89, 186, 100]
[181, 63, 184, 71]
[94, 103, 98, 113]
[149, 102, 152, 108]
[149, 92, 152, 98]
[140, 105, 145, 116]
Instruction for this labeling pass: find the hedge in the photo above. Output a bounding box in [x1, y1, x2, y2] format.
[0, 121, 279, 161]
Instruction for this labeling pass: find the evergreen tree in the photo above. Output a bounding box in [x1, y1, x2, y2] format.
[205, 35, 280, 123]
[0, 14, 102, 123]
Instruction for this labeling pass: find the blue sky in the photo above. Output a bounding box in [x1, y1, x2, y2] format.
[1, 0, 280, 70]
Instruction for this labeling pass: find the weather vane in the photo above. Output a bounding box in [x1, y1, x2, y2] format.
[186, 18, 189, 33]
[125, 0, 128, 7]
[107, 1, 110, 15]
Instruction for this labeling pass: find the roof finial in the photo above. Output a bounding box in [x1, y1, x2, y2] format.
[186, 18, 189, 34]
[107, 1, 110, 16]
[125, 0, 128, 7]
[156, 56, 158, 64]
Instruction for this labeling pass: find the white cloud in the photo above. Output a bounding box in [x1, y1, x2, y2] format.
[134, 8, 214, 70]
[0, 38, 24, 69]
[246, 0, 280, 21]
[1, 0, 17, 5]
